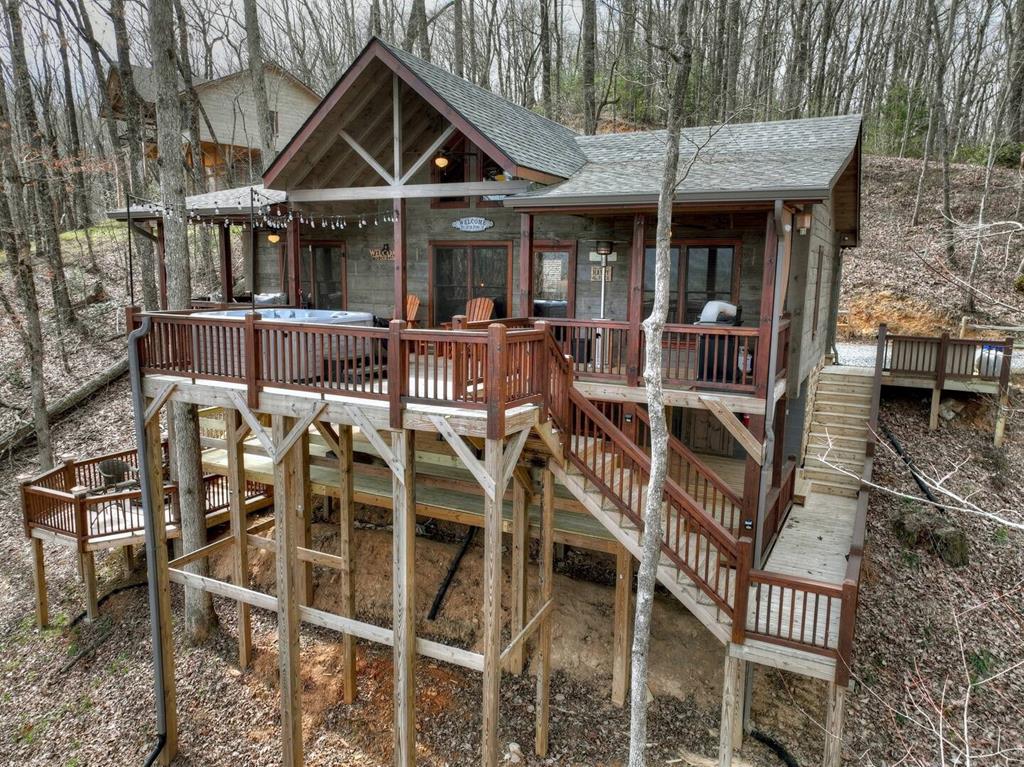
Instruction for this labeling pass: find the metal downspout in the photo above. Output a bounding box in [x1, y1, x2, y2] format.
[127, 314, 168, 765]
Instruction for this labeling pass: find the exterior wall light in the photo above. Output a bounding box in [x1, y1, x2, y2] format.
[267, 232, 281, 244]
[434, 154, 450, 169]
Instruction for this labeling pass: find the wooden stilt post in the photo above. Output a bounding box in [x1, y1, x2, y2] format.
[482, 436, 504, 767]
[611, 545, 633, 707]
[822, 681, 847, 767]
[80, 550, 99, 622]
[535, 466, 554, 757]
[31, 538, 48, 629]
[272, 415, 304, 767]
[510, 477, 529, 675]
[731, 658, 746, 751]
[225, 409, 252, 668]
[928, 387, 942, 431]
[145, 403, 177, 764]
[718, 653, 742, 767]
[337, 424, 357, 704]
[392, 428, 416, 766]
[994, 337, 1012, 447]
[288, 420, 312, 607]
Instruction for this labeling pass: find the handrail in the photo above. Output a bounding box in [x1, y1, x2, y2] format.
[633, 406, 743, 533]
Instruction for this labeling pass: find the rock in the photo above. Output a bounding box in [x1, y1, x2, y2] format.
[84, 281, 110, 305]
[933, 526, 969, 567]
[893, 509, 934, 547]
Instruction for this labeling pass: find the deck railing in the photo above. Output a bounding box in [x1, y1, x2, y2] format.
[129, 308, 549, 438]
[882, 330, 1013, 387]
[21, 445, 266, 547]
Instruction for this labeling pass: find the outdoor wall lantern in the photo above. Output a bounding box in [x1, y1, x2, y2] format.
[433, 154, 450, 169]
[266, 232, 281, 244]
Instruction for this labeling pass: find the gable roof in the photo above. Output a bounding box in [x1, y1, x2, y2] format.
[263, 37, 585, 187]
[505, 114, 863, 208]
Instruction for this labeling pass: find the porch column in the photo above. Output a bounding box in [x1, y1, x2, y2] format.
[286, 219, 301, 306]
[393, 198, 407, 320]
[626, 214, 645, 387]
[518, 213, 533, 316]
[218, 224, 233, 302]
[156, 221, 168, 310]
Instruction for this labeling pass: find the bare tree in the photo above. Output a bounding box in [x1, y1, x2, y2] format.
[149, 0, 217, 642]
[628, 2, 691, 765]
[243, 0, 276, 173]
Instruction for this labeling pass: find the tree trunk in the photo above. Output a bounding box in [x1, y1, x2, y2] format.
[540, 0, 552, 118]
[243, 0, 277, 173]
[0, 66, 51, 470]
[52, 1, 90, 230]
[453, 0, 465, 77]
[628, 2, 691, 765]
[7, 0, 79, 331]
[582, 0, 597, 134]
[149, 0, 216, 642]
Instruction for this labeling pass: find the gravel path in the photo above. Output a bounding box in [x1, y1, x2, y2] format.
[836, 341, 1024, 371]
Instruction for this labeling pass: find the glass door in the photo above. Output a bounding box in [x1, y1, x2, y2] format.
[684, 245, 735, 323]
[432, 243, 511, 324]
[300, 243, 346, 309]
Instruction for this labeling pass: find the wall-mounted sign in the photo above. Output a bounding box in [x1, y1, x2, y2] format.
[590, 265, 614, 282]
[370, 244, 394, 261]
[451, 216, 494, 233]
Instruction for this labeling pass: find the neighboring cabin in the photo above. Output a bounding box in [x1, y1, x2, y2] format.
[103, 63, 320, 190]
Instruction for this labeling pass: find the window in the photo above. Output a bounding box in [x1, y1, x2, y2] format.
[268, 110, 280, 136]
[431, 136, 470, 207]
[642, 241, 739, 323]
[431, 242, 512, 324]
[532, 245, 575, 318]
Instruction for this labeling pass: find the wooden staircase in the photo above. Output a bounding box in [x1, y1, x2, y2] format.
[542, 387, 746, 646]
[803, 366, 876, 498]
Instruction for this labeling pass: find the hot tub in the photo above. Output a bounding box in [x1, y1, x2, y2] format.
[191, 308, 377, 383]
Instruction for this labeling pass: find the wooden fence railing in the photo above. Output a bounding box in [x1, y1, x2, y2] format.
[882, 330, 1013, 386]
[21, 445, 267, 548]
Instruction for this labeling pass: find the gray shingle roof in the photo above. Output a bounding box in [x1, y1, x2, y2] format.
[505, 114, 862, 206]
[379, 40, 585, 180]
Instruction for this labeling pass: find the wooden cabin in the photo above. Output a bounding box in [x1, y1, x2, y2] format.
[103, 64, 320, 189]
[98, 37, 875, 767]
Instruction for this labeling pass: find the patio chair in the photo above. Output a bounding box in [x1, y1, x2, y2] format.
[406, 294, 421, 326]
[98, 458, 135, 489]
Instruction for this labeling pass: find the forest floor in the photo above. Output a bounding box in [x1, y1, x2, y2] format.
[0, 154, 1022, 765]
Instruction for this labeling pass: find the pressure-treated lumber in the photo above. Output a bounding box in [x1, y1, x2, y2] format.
[822, 682, 847, 767]
[225, 409, 252, 668]
[31, 537, 48, 629]
[481, 436, 504, 767]
[272, 415, 305, 767]
[718, 653, 742, 767]
[611, 546, 633, 707]
[145, 403, 177, 765]
[80, 550, 99, 622]
[535, 467, 554, 757]
[510, 477, 530, 675]
[337, 423, 357, 704]
[392, 429, 417, 766]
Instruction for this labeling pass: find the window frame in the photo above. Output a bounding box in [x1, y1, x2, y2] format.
[642, 238, 743, 324]
[428, 240, 514, 326]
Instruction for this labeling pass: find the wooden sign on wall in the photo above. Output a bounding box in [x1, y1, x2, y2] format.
[590, 265, 613, 282]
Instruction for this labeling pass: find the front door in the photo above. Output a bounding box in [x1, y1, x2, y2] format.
[431, 242, 511, 325]
[301, 243, 346, 309]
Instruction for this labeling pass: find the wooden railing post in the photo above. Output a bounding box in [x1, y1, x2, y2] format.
[536, 321, 550, 422]
[867, 324, 887, 457]
[60, 453, 78, 492]
[245, 311, 260, 409]
[71, 485, 89, 551]
[731, 536, 752, 644]
[389, 319, 407, 430]
[487, 323, 507, 439]
[452, 314, 467, 330]
[936, 331, 950, 390]
[835, 579, 858, 686]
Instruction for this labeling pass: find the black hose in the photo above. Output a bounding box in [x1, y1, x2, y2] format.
[878, 419, 945, 512]
[751, 729, 801, 767]
[427, 526, 476, 620]
[143, 733, 167, 767]
[67, 580, 148, 628]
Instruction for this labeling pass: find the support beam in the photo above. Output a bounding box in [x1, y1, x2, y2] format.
[287, 181, 532, 203]
[481, 437, 504, 767]
[31, 538, 48, 629]
[339, 129, 395, 184]
[337, 424, 357, 704]
[718, 654, 743, 767]
[80, 550, 99, 622]
[156, 221, 167, 310]
[510, 478, 529, 675]
[393, 198, 407, 320]
[518, 213, 533, 316]
[399, 124, 456, 185]
[145, 403, 177, 764]
[218, 224, 233, 302]
[626, 214, 645, 385]
[286, 219, 301, 306]
[822, 682, 847, 767]
[700, 395, 763, 464]
[611, 546, 633, 707]
[392, 74, 402, 181]
[272, 415, 304, 767]
[929, 387, 942, 431]
[391, 429, 416, 766]
[225, 409, 252, 668]
[535, 467, 554, 757]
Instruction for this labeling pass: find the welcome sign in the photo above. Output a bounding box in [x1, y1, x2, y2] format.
[451, 216, 494, 233]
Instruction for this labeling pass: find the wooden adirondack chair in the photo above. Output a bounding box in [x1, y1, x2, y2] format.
[464, 296, 495, 324]
[406, 294, 421, 326]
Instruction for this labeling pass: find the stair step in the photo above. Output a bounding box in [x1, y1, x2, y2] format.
[809, 420, 868, 438]
[805, 445, 865, 463]
[808, 481, 860, 499]
[813, 399, 871, 413]
[811, 410, 870, 426]
[804, 455, 863, 473]
[802, 466, 862, 486]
